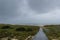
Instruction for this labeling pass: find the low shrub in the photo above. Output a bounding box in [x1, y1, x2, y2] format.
[1, 26, 10, 29]
[16, 27, 25, 31]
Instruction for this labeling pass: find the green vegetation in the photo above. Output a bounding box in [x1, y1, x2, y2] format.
[43, 25, 60, 40]
[0, 24, 39, 40]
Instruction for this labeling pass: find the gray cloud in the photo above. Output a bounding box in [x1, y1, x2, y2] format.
[0, 0, 60, 25]
[28, 0, 60, 13]
[0, 0, 20, 18]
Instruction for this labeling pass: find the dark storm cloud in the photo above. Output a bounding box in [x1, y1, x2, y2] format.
[28, 0, 60, 13]
[0, 0, 60, 25]
[0, 0, 20, 18]
[0, 0, 21, 24]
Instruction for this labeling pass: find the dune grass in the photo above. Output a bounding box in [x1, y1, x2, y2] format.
[0, 24, 39, 40]
[43, 25, 60, 40]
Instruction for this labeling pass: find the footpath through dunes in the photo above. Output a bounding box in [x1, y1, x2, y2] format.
[33, 28, 48, 40]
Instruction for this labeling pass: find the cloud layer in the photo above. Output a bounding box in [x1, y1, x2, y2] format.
[0, 0, 60, 25]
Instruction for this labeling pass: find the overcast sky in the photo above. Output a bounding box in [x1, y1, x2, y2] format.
[0, 0, 60, 25]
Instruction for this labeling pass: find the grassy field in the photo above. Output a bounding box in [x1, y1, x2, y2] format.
[43, 25, 60, 40]
[0, 24, 40, 40]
